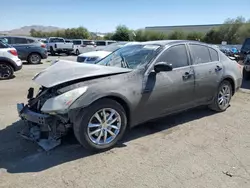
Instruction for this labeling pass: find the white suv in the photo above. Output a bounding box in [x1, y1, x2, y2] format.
[0, 41, 22, 80]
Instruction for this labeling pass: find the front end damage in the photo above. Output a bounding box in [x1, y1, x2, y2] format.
[17, 87, 74, 151]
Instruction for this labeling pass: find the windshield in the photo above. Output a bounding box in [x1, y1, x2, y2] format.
[96, 44, 161, 69]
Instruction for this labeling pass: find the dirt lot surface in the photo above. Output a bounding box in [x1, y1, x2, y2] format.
[1, 56, 250, 188]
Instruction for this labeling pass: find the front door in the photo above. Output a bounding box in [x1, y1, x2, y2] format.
[137, 44, 195, 122]
[188, 44, 224, 102]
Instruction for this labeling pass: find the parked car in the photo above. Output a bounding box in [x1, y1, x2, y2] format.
[0, 41, 22, 79]
[95, 40, 116, 47]
[0, 36, 47, 64]
[77, 51, 112, 64]
[72, 39, 96, 55]
[77, 42, 140, 64]
[46, 37, 74, 55]
[17, 40, 242, 151]
[240, 38, 250, 60]
[243, 54, 250, 80]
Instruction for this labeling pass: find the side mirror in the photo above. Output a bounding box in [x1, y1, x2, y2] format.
[154, 62, 173, 73]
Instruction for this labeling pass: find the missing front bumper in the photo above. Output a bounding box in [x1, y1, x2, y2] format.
[17, 103, 62, 151]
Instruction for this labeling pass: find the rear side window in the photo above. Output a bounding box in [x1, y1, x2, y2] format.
[156, 44, 189, 68]
[27, 39, 35, 43]
[189, 44, 211, 64]
[209, 48, 219, 61]
[12, 37, 28, 44]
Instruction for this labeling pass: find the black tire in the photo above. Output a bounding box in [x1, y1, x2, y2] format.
[76, 49, 80, 56]
[27, 53, 41, 64]
[50, 47, 55, 56]
[208, 80, 232, 112]
[73, 98, 127, 151]
[243, 68, 250, 80]
[0, 62, 14, 80]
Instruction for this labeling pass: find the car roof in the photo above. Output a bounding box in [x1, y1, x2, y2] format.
[139, 40, 210, 46]
[0, 35, 38, 40]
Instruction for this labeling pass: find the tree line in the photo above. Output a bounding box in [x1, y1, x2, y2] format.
[30, 16, 250, 44]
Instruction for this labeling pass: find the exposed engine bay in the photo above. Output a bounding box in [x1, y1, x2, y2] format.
[18, 86, 72, 151]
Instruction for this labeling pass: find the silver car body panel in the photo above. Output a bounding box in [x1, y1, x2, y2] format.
[32, 60, 132, 88]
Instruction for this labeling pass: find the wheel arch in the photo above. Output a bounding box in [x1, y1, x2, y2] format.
[70, 92, 132, 127]
[221, 76, 236, 95]
[0, 57, 16, 71]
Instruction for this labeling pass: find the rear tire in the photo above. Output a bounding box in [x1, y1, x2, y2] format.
[208, 80, 232, 112]
[76, 49, 80, 56]
[27, 53, 41, 64]
[73, 99, 127, 151]
[0, 62, 14, 80]
[243, 68, 250, 80]
[50, 47, 55, 56]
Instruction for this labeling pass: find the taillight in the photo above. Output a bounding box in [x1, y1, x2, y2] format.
[8, 49, 18, 56]
[41, 43, 46, 48]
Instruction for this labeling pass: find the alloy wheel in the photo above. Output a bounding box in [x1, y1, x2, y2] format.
[30, 54, 40, 64]
[87, 108, 121, 145]
[218, 84, 231, 109]
[0, 64, 12, 79]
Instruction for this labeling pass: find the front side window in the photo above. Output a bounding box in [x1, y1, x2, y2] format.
[189, 44, 211, 64]
[97, 44, 161, 69]
[156, 44, 189, 68]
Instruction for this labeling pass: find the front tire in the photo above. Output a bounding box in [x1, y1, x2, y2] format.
[76, 49, 80, 56]
[209, 80, 232, 112]
[73, 99, 127, 151]
[0, 62, 14, 80]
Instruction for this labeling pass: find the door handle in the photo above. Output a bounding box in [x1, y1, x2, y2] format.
[215, 65, 222, 72]
[182, 72, 194, 79]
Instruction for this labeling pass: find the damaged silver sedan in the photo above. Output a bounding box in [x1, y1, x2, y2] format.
[17, 40, 242, 151]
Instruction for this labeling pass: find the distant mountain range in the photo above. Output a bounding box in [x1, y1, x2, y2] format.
[0, 25, 63, 36]
[0, 25, 108, 37]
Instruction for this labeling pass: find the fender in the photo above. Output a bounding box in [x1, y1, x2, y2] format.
[69, 90, 132, 111]
[0, 56, 20, 71]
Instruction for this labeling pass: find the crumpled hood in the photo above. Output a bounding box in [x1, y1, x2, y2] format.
[33, 60, 132, 88]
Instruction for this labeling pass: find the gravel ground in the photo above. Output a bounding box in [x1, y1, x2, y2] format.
[0, 56, 250, 188]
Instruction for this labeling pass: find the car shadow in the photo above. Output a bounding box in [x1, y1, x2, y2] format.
[0, 106, 215, 174]
[22, 61, 43, 65]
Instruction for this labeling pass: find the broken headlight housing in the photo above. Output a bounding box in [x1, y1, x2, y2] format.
[41, 86, 88, 114]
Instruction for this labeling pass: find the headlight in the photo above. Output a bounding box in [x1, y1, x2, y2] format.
[41, 86, 88, 113]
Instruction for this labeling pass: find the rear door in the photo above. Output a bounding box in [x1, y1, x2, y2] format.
[188, 44, 223, 102]
[10, 37, 31, 60]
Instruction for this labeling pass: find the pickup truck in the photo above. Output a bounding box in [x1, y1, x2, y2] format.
[46, 37, 74, 55]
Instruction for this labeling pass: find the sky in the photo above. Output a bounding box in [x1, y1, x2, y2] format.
[0, 0, 250, 33]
